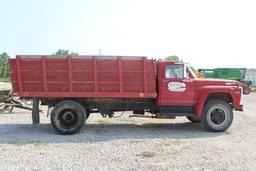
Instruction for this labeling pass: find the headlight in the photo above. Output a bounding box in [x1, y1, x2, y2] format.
[225, 82, 237, 86]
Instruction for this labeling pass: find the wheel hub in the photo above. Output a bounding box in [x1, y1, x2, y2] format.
[210, 108, 226, 125]
[62, 111, 75, 123]
[58, 110, 78, 128]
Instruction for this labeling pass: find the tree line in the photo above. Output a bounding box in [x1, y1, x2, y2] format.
[0, 53, 10, 79]
[0, 49, 80, 80]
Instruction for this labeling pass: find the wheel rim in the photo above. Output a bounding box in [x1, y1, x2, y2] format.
[210, 108, 226, 125]
[207, 105, 228, 128]
[58, 110, 78, 129]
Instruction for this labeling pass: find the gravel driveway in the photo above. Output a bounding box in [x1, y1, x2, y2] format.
[0, 93, 255, 170]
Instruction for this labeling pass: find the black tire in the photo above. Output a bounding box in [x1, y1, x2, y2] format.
[202, 100, 233, 132]
[51, 100, 86, 135]
[186, 116, 201, 123]
[86, 109, 90, 120]
[86, 113, 90, 120]
[32, 98, 40, 124]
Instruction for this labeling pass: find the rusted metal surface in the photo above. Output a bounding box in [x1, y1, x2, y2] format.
[129, 114, 154, 118]
[0, 89, 11, 112]
[0, 86, 38, 113]
[129, 114, 175, 119]
[154, 114, 176, 119]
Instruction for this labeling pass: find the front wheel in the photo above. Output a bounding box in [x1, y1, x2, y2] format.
[202, 100, 233, 132]
[51, 100, 86, 135]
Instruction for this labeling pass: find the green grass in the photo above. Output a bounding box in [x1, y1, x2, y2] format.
[0, 77, 10, 82]
[15, 140, 47, 147]
[96, 119, 110, 125]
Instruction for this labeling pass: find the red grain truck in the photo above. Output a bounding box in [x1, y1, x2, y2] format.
[9, 55, 243, 134]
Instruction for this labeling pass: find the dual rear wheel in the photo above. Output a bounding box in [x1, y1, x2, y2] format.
[51, 100, 87, 135]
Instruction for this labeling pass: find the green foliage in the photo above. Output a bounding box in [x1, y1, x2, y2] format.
[70, 52, 79, 56]
[164, 55, 182, 62]
[0, 52, 10, 79]
[164, 55, 197, 73]
[0, 50, 80, 81]
[52, 49, 79, 56]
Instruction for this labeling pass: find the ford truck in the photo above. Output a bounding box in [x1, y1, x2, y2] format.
[9, 55, 243, 134]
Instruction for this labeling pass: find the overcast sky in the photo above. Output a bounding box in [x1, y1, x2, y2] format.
[0, 0, 255, 68]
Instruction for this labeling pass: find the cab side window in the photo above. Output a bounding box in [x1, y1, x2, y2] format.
[165, 64, 184, 78]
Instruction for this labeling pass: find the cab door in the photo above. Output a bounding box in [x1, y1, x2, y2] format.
[157, 62, 195, 106]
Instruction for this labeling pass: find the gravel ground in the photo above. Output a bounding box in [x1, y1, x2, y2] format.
[0, 93, 255, 171]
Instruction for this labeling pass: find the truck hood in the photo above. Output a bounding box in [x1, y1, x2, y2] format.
[194, 78, 240, 87]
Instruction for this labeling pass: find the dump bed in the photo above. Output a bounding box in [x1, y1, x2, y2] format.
[9, 56, 157, 98]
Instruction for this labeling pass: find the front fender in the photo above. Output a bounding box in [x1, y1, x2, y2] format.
[195, 86, 242, 117]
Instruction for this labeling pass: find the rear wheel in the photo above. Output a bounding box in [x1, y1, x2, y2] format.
[202, 100, 233, 132]
[86, 109, 90, 120]
[186, 116, 201, 123]
[51, 100, 86, 135]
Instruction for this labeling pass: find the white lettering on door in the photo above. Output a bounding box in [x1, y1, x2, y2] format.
[167, 82, 186, 92]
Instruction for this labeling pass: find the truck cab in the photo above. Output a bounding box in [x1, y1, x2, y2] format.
[157, 61, 196, 106]
[156, 60, 243, 131]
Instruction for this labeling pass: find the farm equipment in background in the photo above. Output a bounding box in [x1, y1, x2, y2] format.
[198, 68, 253, 94]
[0, 84, 34, 113]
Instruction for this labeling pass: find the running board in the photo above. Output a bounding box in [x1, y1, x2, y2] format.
[129, 114, 176, 119]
